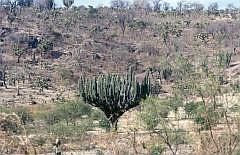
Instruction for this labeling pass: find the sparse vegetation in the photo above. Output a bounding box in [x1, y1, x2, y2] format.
[1, 0, 240, 154]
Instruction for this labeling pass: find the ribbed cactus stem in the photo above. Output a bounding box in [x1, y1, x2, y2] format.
[79, 69, 151, 130]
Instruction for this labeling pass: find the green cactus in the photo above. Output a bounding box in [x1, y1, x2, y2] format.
[79, 68, 151, 130]
[216, 51, 232, 68]
[162, 66, 172, 80]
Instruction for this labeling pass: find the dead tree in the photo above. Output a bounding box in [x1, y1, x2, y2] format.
[2, 65, 7, 88]
[153, 0, 162, 12]
[117, 13, 127, 36]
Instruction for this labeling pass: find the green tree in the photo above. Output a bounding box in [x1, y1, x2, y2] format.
[174, 56, 240, 154]
[13, 44, 24, 63]
[140, 97, 186, 155]
[34, 77, 50, 92]
[39, 39, 53, 58]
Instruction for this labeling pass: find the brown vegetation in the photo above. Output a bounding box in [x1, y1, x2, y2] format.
[0, 0, 240, 154]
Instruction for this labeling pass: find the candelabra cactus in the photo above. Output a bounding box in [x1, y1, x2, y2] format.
[79, 69, 151, 130]
[216, 51, 233, 68]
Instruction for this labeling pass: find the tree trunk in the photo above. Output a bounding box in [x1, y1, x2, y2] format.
[32, 51, 36, 64]
[3, 66, 7, 89]
[16, 81, 20, 96]
[110, 119, 118, 131]
[17, 56, 20, 63]
[109, 114, 120, 131]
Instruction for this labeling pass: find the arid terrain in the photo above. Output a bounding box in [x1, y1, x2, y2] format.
[0, 0, 240, 154]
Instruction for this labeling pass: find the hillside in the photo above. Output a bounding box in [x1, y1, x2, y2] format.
[1, 2, 240, 155]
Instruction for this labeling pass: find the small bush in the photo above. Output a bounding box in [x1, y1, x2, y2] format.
[16, 107, 34, 125]
[0, 106, 13, 113]
[150, 144, 165, 155]
[140, 97, 171, 130]
[91, 110, 110, 131]
[0, 107, 34, 125]
[55, 100, 92, 125]
[43, 100, 92, 126]
[96, 150, 105, 155]
[184, 101, 202, 118]
[44, 112, 60, 125]
[58, 68, 74, 83]
[49, 119, 92, 137]
[140, 97, 186, 155]
[184, 101, 221, 130]
[0, 113, 22, 134]
[32, 136, 46, 147]
[33, 77, 51, 92]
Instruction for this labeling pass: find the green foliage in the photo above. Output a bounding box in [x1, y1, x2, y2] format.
[140, 97, 186, 155]
[32, 136, 46, 147]
[230, 80, 240, 93]
[44, 111, 61, 125]
[216, 51, 232, 68]
[159, 58, 173, 81]
[184, 101, 207, 126]
[96, 150, 105, 155]
[174, 55, 194, 80]
[0, 113, 22, 134]
[79, 68, 151, 129]
[157, 22, 183, 45]
[0, 106, 13, 113]
[91, 109, 111, 131]
[13, 45, 24, 56]
[201, 57, 209, 76]
[13, 44, 24, 63]
[6, 1, 17, 24]
[150, 144, 165, 155]
[41, 100, 114, 133]
[162, 66, 172, 80]
[39, 39, 53, 52]
[58, 67, 74, 86]
[41, 100, 117, 135]
[15, 107, 34, 125]
[140, 97, 169, 130]
[44, 100, 92, 126]
[1, 119, 21, 134]
[128, 20, 147, 31]
[179, 58, 225, 130]
[0, 107, 33, 126]
[185, 101, 200, 118]
[184, 100, 223, 130]
[34, 77, 50, 92]
[48, 120, 92, 137]
[110, 33, 118, 39]
[162, 128, 187, 145]
[56, 100, 92, 125]
[195, 32, 209, 44]
[140, 97, 183, 130]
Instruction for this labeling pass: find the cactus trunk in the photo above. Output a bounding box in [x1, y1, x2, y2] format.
[79, 68, 151, 130]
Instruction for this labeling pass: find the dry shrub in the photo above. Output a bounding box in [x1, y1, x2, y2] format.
[0, 113, 36, 154]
